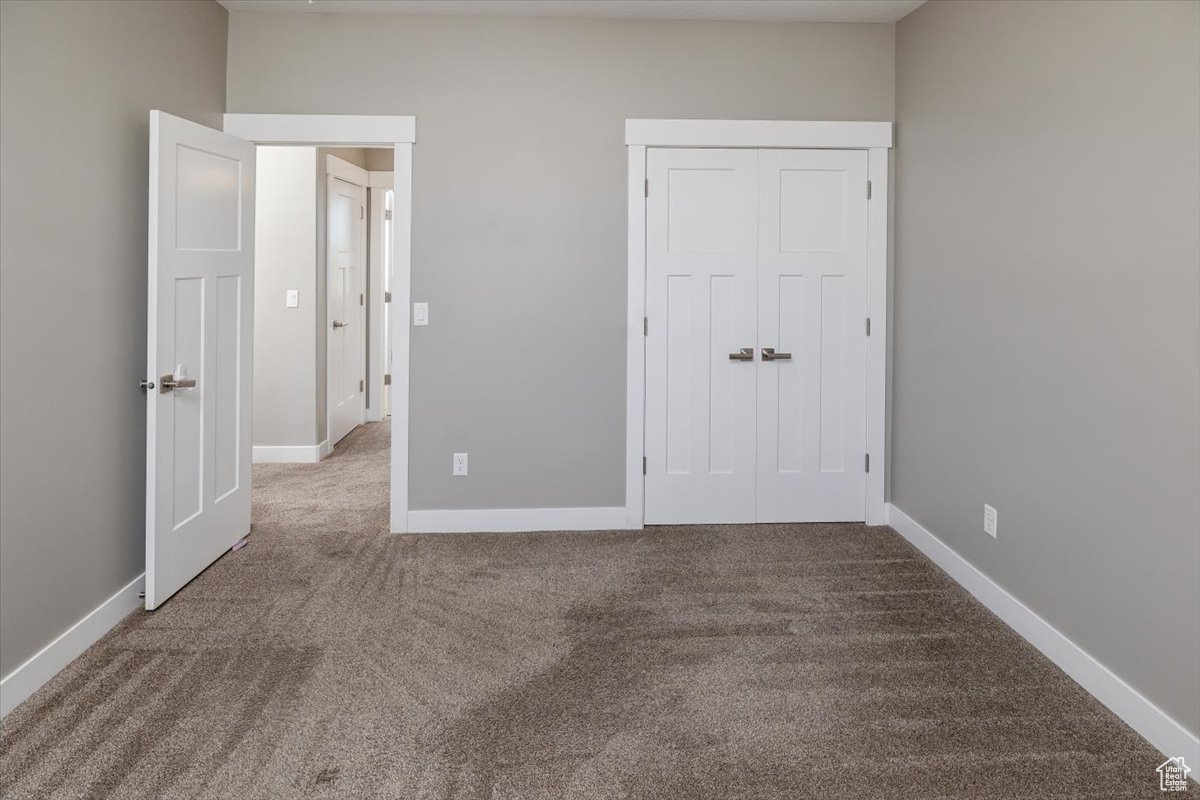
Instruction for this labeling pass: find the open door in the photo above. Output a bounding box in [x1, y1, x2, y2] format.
[145, 111, 254, 610]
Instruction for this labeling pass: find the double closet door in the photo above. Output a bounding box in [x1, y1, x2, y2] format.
[644, 147, 869, 525]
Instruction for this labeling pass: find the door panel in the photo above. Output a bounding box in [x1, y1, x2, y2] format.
[147, 111, 253, 609]
[756, 149, 868, 522]
[327, 176, 365, 447]
[644, 148, 758, 524]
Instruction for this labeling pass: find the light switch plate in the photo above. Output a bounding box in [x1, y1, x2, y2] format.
[285, 289, 299, 308]
[413, 302, 429, 326]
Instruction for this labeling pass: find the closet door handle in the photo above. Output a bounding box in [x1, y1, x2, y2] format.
[728, 348, 755, 361]
[761, 348, 791, 361]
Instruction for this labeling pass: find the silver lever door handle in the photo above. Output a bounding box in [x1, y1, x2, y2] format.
[761, 348, 792, 361]
[159, 374, 197, 393]
[332, 321, 348, 329]
[729, 348, 755, 361]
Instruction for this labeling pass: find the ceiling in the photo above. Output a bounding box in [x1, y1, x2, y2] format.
[217, 1, 927, 24]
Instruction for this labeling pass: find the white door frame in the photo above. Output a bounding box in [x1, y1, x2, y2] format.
[625, 119, 893, 528]
[224, 114, 415, 533]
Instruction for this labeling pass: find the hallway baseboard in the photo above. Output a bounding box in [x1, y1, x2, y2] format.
[253, 440, 331, 464]
[886, 503, 1200, 770]
[407, 507, 630, 534]
[0, 572, 145, 718]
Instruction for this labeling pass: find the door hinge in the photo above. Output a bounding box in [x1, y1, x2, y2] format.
[359, 379, 364, 392]
[643, 316, 648, 336]
[384, 373, 392, 386]
[644, 178, 649, 198]
[866, 180, 873, 200]
[360, 205, 365, 220]
[384, 291, 392, 303]
[384, 209, 392, 221]
[865, 453, 870, 473]
[643, 456, 647, 475]
[866, 317, 871, 336]
[360, 293, 364, 306]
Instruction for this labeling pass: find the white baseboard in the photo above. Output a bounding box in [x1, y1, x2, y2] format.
[407, 506, 631, 534]
[0, 572, 145, 718]
[886, 503, 1199, 769]
[253, 440, 329, 464]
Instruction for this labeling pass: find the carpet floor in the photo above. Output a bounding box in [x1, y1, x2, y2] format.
[0, 422, 1186, 799]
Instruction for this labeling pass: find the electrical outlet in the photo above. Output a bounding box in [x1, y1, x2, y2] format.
[983, 504, 998, 538]
[452, 452, 468, 476]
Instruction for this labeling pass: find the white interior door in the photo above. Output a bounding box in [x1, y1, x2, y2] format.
[644, 148, 759, 524]
[327, 175, 365, 446]
[146, 111, 254, 610]
[756, 149, 869, 521]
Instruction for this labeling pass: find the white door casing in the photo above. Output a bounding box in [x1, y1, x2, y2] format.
[146, 111, 254, 610]
[327, 175, 366, 447]
[644, 148, 759, 524]
[755, 149, 868, 521]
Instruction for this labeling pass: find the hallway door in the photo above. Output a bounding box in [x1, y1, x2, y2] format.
[327, 175, 366, 447]
[145, 111, 254, 609]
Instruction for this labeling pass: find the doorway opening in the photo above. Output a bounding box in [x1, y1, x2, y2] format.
[251, 146, 396, 466]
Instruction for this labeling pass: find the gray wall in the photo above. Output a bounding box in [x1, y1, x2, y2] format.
[0, 0, 228, 676]
[254, 146, 320, 448]
[226, 13, 895, 509]
[894, 0, 1199, 735]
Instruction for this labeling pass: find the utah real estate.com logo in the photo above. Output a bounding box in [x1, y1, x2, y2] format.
[1156, 757, 1191, 792]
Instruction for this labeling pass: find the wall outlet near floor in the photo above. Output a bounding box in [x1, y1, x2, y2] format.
[452, 452, 468, 476]
[983, 504, 998, 538]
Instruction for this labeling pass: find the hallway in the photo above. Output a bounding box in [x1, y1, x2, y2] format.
[0, 423, 1175, 799]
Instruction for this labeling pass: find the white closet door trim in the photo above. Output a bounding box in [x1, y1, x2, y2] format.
[625, 121, 892, 528]
[625, 119, 893, 149]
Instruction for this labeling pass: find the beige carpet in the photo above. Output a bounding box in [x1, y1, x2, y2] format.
[0, 422, 1185, 799]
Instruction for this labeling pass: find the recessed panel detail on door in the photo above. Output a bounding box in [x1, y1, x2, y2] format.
[779, 169, 846, 253]
[175, 145, 241, 251]
[665, 274, 692, 474]
[172, 276, 204, 529]
[213, 275, 241, 501]
[775, 274, 806, 473]
[668, 169, 737, 252]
